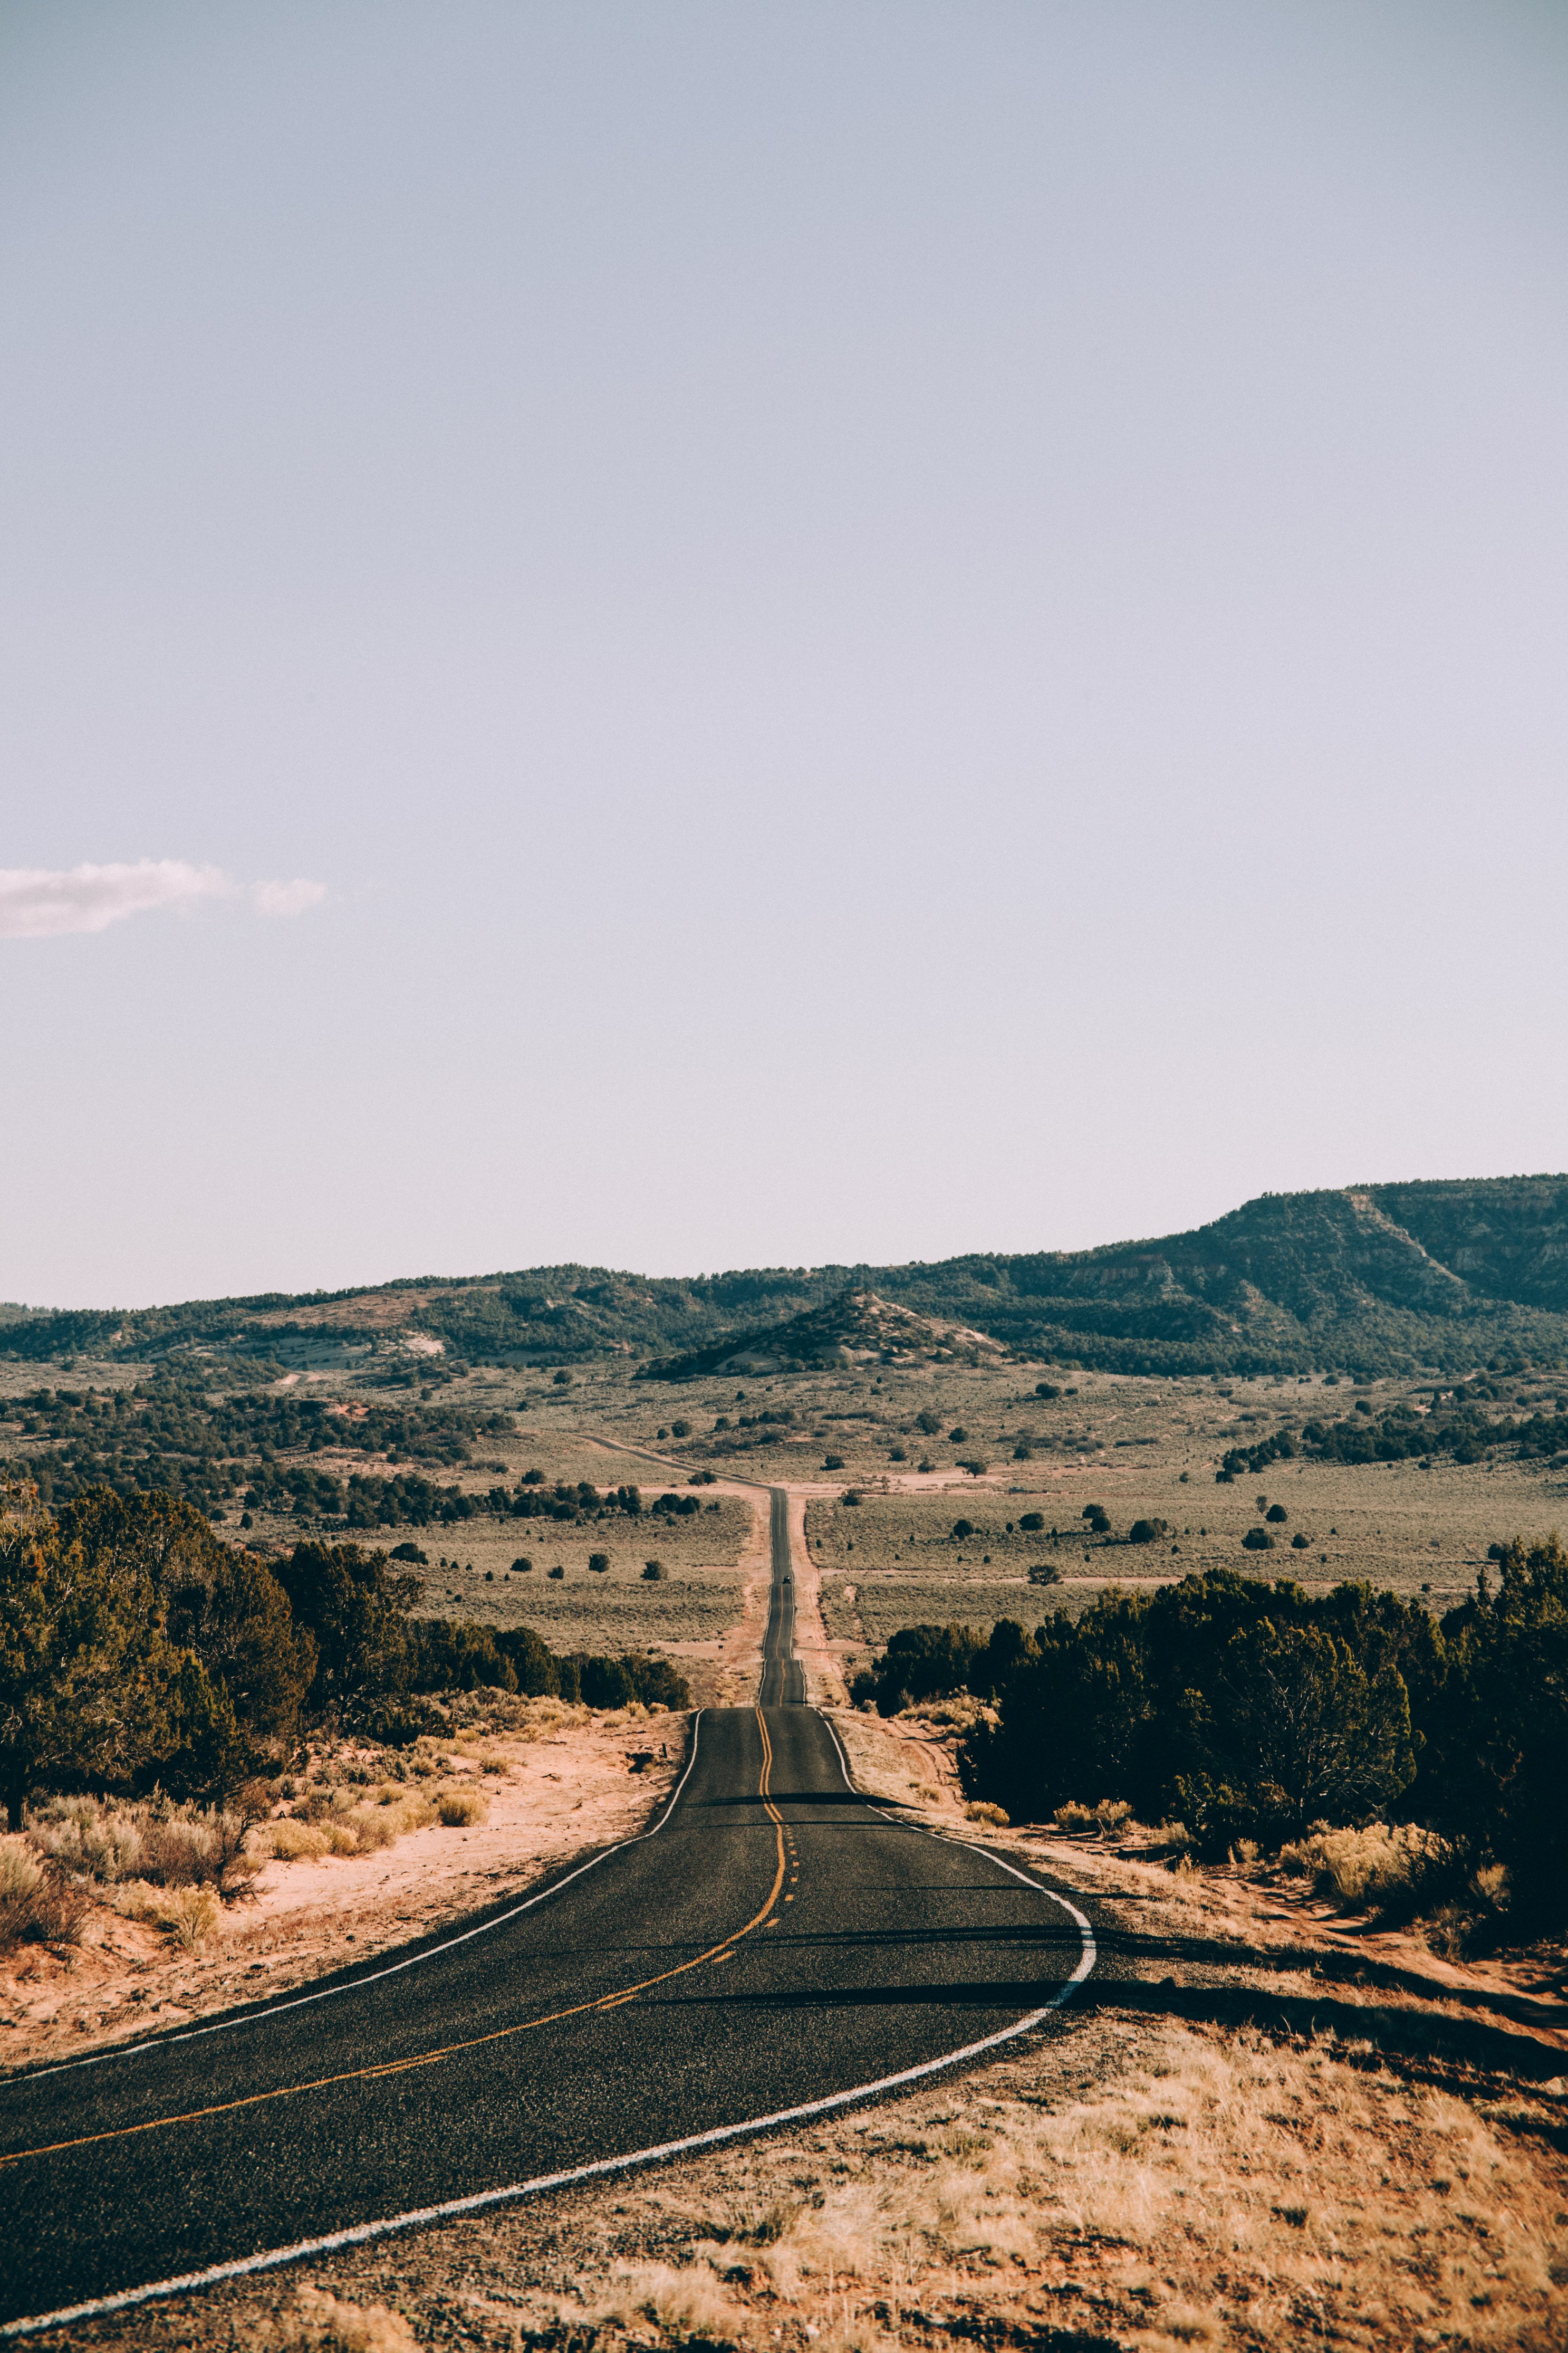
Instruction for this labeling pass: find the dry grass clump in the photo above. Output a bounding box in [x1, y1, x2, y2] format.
[1278, 1820, 1448, 1910]
[0, 1833, 88, 1954]
[261, 1785, 440, 1861]
[263, 2285, 419, 2352]
[591, 2262, 738, 2342]
[436, 1787, 489, 1828]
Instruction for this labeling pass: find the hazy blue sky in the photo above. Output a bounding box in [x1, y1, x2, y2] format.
[4, 1, 1566, 1308]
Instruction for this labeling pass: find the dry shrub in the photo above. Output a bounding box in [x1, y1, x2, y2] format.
[0, 1842, 88, 1953]
[436, 1788, 489, 1828]
[1277, 1820, 1445, 1909]
[901, 1695, 995, 1733]
[160, 1884, 220, 1951]
[263, 1791, 436, 1862]
[266, 1818, 333, 1861]
[25, 1793, 262, 1898]
[114, 1876, 221, 1949]
[1052, 1800, 1098, 1832]
[26, 1796, 146, 1882]
[964, 1801, 1009, 1826]
[266, 2285, 420, 2352]
[0, 1834, 43, 1905]
[1052, 1797, 1132, 1837]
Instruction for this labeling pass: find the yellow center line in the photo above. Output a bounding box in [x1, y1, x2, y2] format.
[2, 1708, 792, 2174]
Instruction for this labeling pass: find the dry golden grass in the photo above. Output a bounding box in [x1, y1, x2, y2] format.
[435, 1788, 489, 1828]
[615, 2029, 1568, 2353]
[261, 2287, 420, 2352]
[1277, 1821, 1446, 1909]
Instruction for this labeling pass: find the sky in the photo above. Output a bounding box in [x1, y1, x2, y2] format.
[3, 1, 1566, 1309]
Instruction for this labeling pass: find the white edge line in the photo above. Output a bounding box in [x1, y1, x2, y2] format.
[8, 1714, 705, 2088]
[813, 1707, 1096, 1957]
[1, 1704, 1096, 2343]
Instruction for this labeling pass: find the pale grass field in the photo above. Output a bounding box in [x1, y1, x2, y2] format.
[805, 1458, 1568, 1615]
[25, 1355, 1563, 1656]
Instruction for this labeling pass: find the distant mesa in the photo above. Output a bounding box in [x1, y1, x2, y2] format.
[7, 1175, 1568, 1378]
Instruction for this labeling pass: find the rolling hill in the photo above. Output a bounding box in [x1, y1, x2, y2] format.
[6, 1175, 1568, 1380]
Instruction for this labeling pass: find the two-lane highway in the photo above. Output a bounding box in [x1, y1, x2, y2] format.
[0, 1494, 1094, 2336]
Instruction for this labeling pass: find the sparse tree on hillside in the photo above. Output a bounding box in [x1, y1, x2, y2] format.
[0, 1484, 190, 1829]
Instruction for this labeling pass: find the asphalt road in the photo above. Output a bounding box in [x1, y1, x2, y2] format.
[757, 1486, 806, 1706]
[0, 1504, 1096, 2335]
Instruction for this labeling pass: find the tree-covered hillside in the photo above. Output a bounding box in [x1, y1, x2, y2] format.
[6, 1176, 1568, 1378]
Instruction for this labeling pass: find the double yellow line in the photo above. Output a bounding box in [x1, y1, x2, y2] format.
[2, 1711, 790, 2173]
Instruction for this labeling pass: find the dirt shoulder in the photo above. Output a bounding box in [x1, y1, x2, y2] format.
[0, 1701, 685, 2081]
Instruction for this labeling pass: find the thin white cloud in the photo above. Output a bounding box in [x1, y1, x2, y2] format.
[252, 877, 328, 919]
[0, 859, 326, 939]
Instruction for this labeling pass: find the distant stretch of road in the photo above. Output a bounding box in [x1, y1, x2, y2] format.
[757, 1486, 805, 1705]
[0, 1485, 1096, 2337]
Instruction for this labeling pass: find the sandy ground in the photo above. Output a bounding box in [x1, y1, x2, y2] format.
[0, 1706, 685, 2080]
